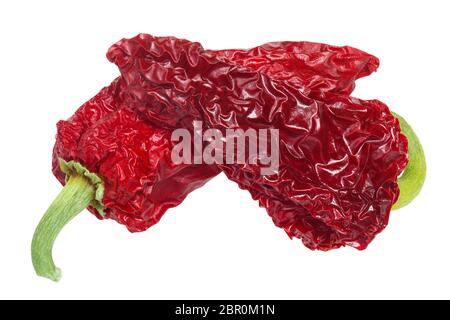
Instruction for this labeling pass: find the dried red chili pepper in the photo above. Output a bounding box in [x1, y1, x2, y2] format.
[33, 79, 220, 281]
[32, 34, 425, 281]
[107, 34, 420, 250]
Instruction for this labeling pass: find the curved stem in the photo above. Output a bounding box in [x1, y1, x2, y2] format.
[31, 175, 94, 281]
[392, 112, 426, 210]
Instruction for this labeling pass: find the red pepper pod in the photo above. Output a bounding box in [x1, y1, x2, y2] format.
[107, 34, 408, 250]
[33, 80, 219, 281]
[33, 34, 425, 282]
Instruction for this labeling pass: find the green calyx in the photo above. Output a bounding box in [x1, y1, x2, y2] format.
[60, 159, 105, 216]
[392, 112, 426, 210]
[31, 159, 105, 281]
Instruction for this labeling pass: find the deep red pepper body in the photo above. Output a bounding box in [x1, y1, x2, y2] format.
[107, 34, 408, 250]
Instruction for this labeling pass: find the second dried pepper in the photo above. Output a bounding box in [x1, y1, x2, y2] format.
[107, 34, 411, 250]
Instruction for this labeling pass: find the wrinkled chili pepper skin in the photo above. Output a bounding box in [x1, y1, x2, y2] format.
[52, 40, 377, 234]
[52, 78, 123, 200]
[107, 34, 408, 250]
[211, 41, 379, 97]
[52, 79, 219, 231]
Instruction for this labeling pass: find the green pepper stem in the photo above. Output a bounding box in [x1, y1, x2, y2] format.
[392, 112, 426, 210]
[31, 174, 95, 281]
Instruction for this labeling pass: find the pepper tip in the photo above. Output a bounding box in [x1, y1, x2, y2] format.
[37, 267, 62, 282]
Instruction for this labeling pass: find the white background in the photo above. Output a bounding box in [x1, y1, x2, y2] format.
[0, 0, 448, 300]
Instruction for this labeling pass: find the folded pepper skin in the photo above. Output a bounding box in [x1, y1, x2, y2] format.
[107, 34, 408, 250]
[52, 78, 219, 232]
[53, 41, 377, 232]
[211, 41, 379, 97]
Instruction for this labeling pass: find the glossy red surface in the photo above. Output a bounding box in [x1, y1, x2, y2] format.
[107, 34, 408, 250]
[211, 41, 379, 96]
